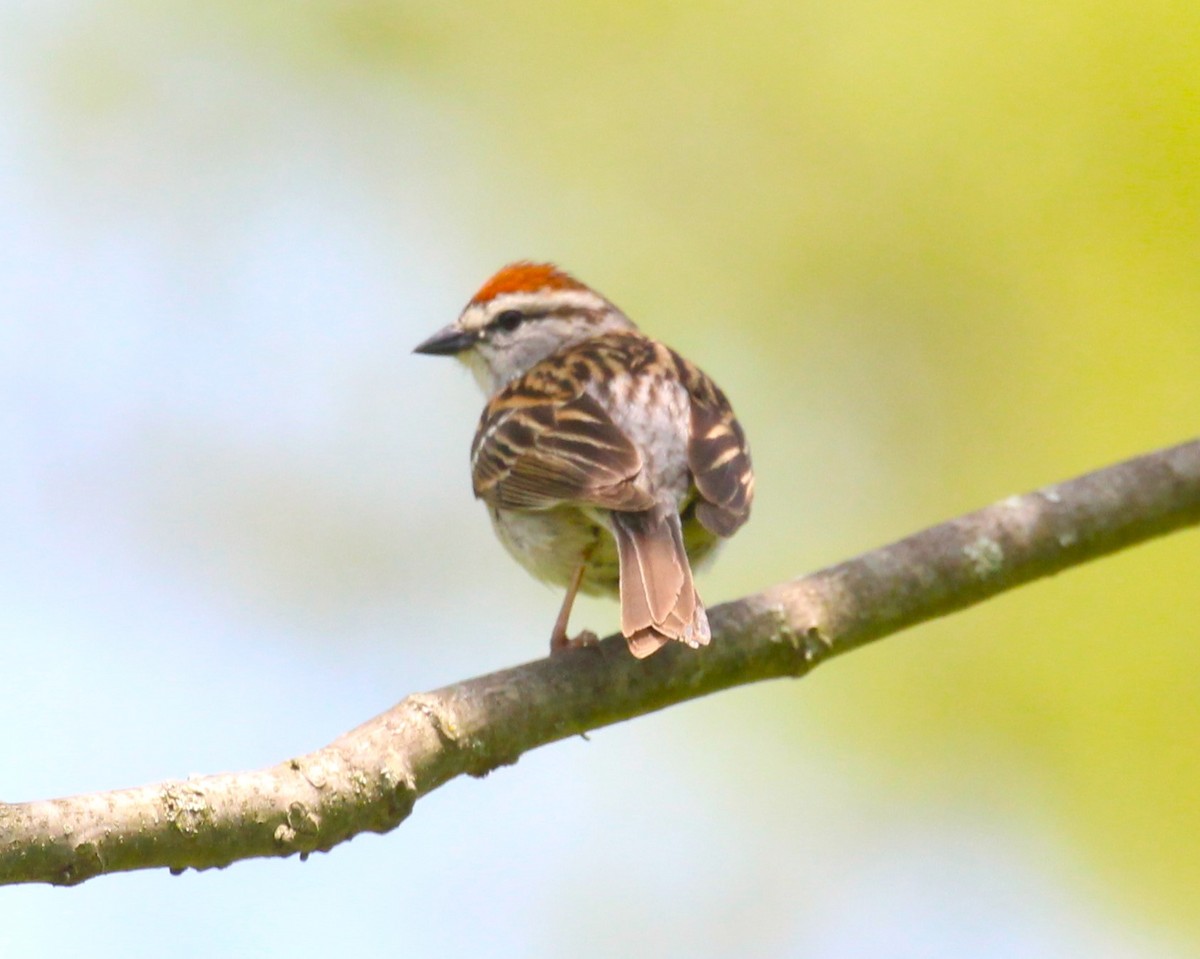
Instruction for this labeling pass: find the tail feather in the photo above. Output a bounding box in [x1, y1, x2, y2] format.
[612, 506, 711, 659]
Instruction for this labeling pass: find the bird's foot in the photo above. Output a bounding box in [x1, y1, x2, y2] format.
[550, 629, 599, 655]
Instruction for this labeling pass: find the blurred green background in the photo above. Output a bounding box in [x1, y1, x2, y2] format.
[3, 1, 1198, 956]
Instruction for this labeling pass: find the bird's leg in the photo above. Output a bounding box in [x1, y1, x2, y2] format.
[549, 559, 598, 654]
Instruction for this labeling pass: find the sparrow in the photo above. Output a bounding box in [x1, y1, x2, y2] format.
[414, 262, 753, 658]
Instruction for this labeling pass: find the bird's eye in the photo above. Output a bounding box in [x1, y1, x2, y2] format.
[494, 309, 525, 332]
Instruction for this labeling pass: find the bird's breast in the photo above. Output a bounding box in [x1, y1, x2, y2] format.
[487, 504, 621, 596]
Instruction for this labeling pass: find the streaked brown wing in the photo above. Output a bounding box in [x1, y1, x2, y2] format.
[472, 391, 654, 512]
[683, 362, 754, 537]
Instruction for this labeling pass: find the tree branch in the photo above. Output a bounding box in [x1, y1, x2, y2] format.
[3, 439, 1198, 887]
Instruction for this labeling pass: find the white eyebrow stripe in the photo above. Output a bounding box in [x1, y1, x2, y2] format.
[487, 289, 609, 316]
[459, 289, 608, 332]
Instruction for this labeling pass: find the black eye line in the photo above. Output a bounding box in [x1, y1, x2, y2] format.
[492, 309, 546, 332]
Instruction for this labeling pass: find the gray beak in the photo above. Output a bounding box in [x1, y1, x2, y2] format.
[413, 324, 478, 356]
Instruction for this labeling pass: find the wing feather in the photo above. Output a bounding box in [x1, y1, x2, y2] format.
[682, 360, 754, 537]
[472, 391, 654, 512]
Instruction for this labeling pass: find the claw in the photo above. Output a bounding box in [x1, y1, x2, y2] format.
[551, 629, 599, 654]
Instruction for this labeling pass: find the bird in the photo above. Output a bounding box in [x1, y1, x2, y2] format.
[414, 262, 753, 659]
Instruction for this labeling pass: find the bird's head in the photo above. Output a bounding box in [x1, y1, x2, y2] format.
[414, 262, 636, 394]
